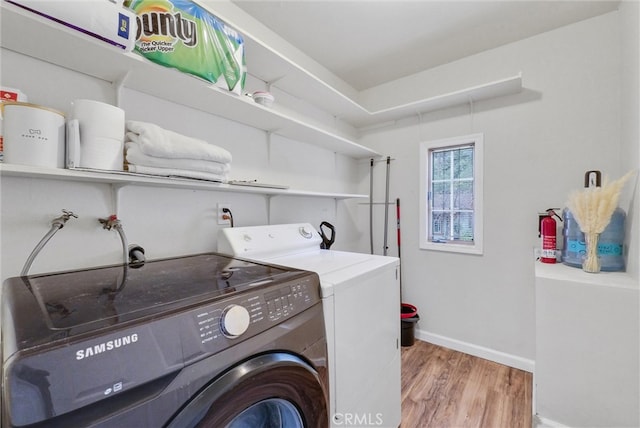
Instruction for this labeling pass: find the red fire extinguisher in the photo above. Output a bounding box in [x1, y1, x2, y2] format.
[539, 208, 562, 264]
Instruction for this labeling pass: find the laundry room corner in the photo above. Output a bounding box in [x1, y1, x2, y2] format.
[2, 0, 638, 426]
[357, 8, 632, 370]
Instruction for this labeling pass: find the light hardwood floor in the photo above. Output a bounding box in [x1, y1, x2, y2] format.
[400, 340, 533, 428]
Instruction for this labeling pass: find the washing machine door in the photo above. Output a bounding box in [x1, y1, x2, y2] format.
[167, 353, 328, 428]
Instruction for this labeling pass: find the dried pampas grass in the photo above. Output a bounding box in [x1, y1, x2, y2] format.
[567, 170, 634, 234]
[566, 170, 635, 272]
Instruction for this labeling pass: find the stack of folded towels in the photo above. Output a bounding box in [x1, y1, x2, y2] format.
[125, 120, 232, 182]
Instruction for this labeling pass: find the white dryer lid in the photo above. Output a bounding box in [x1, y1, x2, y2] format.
[264, 249, 373, 276]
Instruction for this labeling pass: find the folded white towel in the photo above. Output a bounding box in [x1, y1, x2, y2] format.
[125, 143, 230, 175]
[128, 164, 228, 182]
[126, 121, 232, 164]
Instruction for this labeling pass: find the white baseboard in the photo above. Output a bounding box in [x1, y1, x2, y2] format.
[415, 329, 535, 373]
[533, 415, 570, 427]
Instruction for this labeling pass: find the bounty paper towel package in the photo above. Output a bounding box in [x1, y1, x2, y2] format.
[126, 0, 246, 94]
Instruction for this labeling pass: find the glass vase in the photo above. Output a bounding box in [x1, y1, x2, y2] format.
[582, 232, 601, 273]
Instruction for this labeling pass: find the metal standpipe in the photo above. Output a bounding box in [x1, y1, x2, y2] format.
[383, 156, 391, 256]
[370, 158, 374, 255]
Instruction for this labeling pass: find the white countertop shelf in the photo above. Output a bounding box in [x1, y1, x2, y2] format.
[535, 260, 639, 290]
[0, 164, 367, 200]
[0, 2, 379, 160]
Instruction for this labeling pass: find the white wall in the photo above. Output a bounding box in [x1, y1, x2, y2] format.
[0, 49, 362, 283]
[620, 0, 640, 280]
[1, 1, 637, 374]
[358, 10, 633, 364]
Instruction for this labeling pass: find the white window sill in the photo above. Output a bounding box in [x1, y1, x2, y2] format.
[420, 241, 483, 255]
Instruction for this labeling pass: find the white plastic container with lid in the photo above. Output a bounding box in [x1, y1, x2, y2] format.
[1, 102, 66, 169]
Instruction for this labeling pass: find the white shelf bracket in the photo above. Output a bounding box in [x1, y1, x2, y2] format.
[110, 183, 127, 216]
[266, 75, 285, 92]
[468, 96, 475, 132]
[266, 131, 273, 165]
[417, 112, 425, 142]
[113, 70, 131, 108]
[266, 194, 273, 225]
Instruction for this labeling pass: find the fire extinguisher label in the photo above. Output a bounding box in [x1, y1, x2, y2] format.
[542, 235, 556, 258]
[541, 248, 556, 258]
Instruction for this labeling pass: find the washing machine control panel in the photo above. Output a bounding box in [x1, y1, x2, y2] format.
[191, 274, 320, 355]
[264, 281, 314, 321]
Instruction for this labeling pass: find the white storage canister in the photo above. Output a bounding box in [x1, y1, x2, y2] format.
[1, 102, 66, 168]
[562, 207, 626, 271]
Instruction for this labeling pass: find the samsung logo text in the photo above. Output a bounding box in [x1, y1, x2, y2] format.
[76, 334, 139, 360]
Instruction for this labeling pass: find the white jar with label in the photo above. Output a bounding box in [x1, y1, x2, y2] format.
[2, 102, 66, 169]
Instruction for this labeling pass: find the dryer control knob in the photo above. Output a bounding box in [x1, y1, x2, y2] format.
[220, 304, 251, 338]
[299, 226, 313, 239]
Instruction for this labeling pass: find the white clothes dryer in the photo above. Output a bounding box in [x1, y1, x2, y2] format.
[219, 223, 401, 428]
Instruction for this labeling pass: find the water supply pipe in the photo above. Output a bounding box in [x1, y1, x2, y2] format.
[21, 209, 77, 277]
[99, 214, 131, 291]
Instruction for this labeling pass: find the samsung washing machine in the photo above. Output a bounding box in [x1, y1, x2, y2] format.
[1, 253, 329, 427]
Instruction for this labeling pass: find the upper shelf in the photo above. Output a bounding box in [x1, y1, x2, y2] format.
[206, 1, 523, 128]
[207, 3, 523, 127]
[0, 2, 379, 159]
[246, 35, 522, 128]
[0, 164, 368, 200]
[1, 1, 523, 156]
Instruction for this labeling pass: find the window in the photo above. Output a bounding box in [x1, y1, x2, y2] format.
[419, 133, 483, 254]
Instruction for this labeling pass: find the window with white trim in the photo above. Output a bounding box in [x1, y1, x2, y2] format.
[419, 133, 483, 254]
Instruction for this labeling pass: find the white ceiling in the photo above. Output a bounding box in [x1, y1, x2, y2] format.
[231, 0, 621, 91]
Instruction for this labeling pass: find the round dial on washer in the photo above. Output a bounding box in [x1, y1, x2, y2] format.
[220, 304, 251, 338]
[299, 226, 313, 239]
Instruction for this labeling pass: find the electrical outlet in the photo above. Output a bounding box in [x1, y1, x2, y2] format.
[217, 203, 231, 225]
